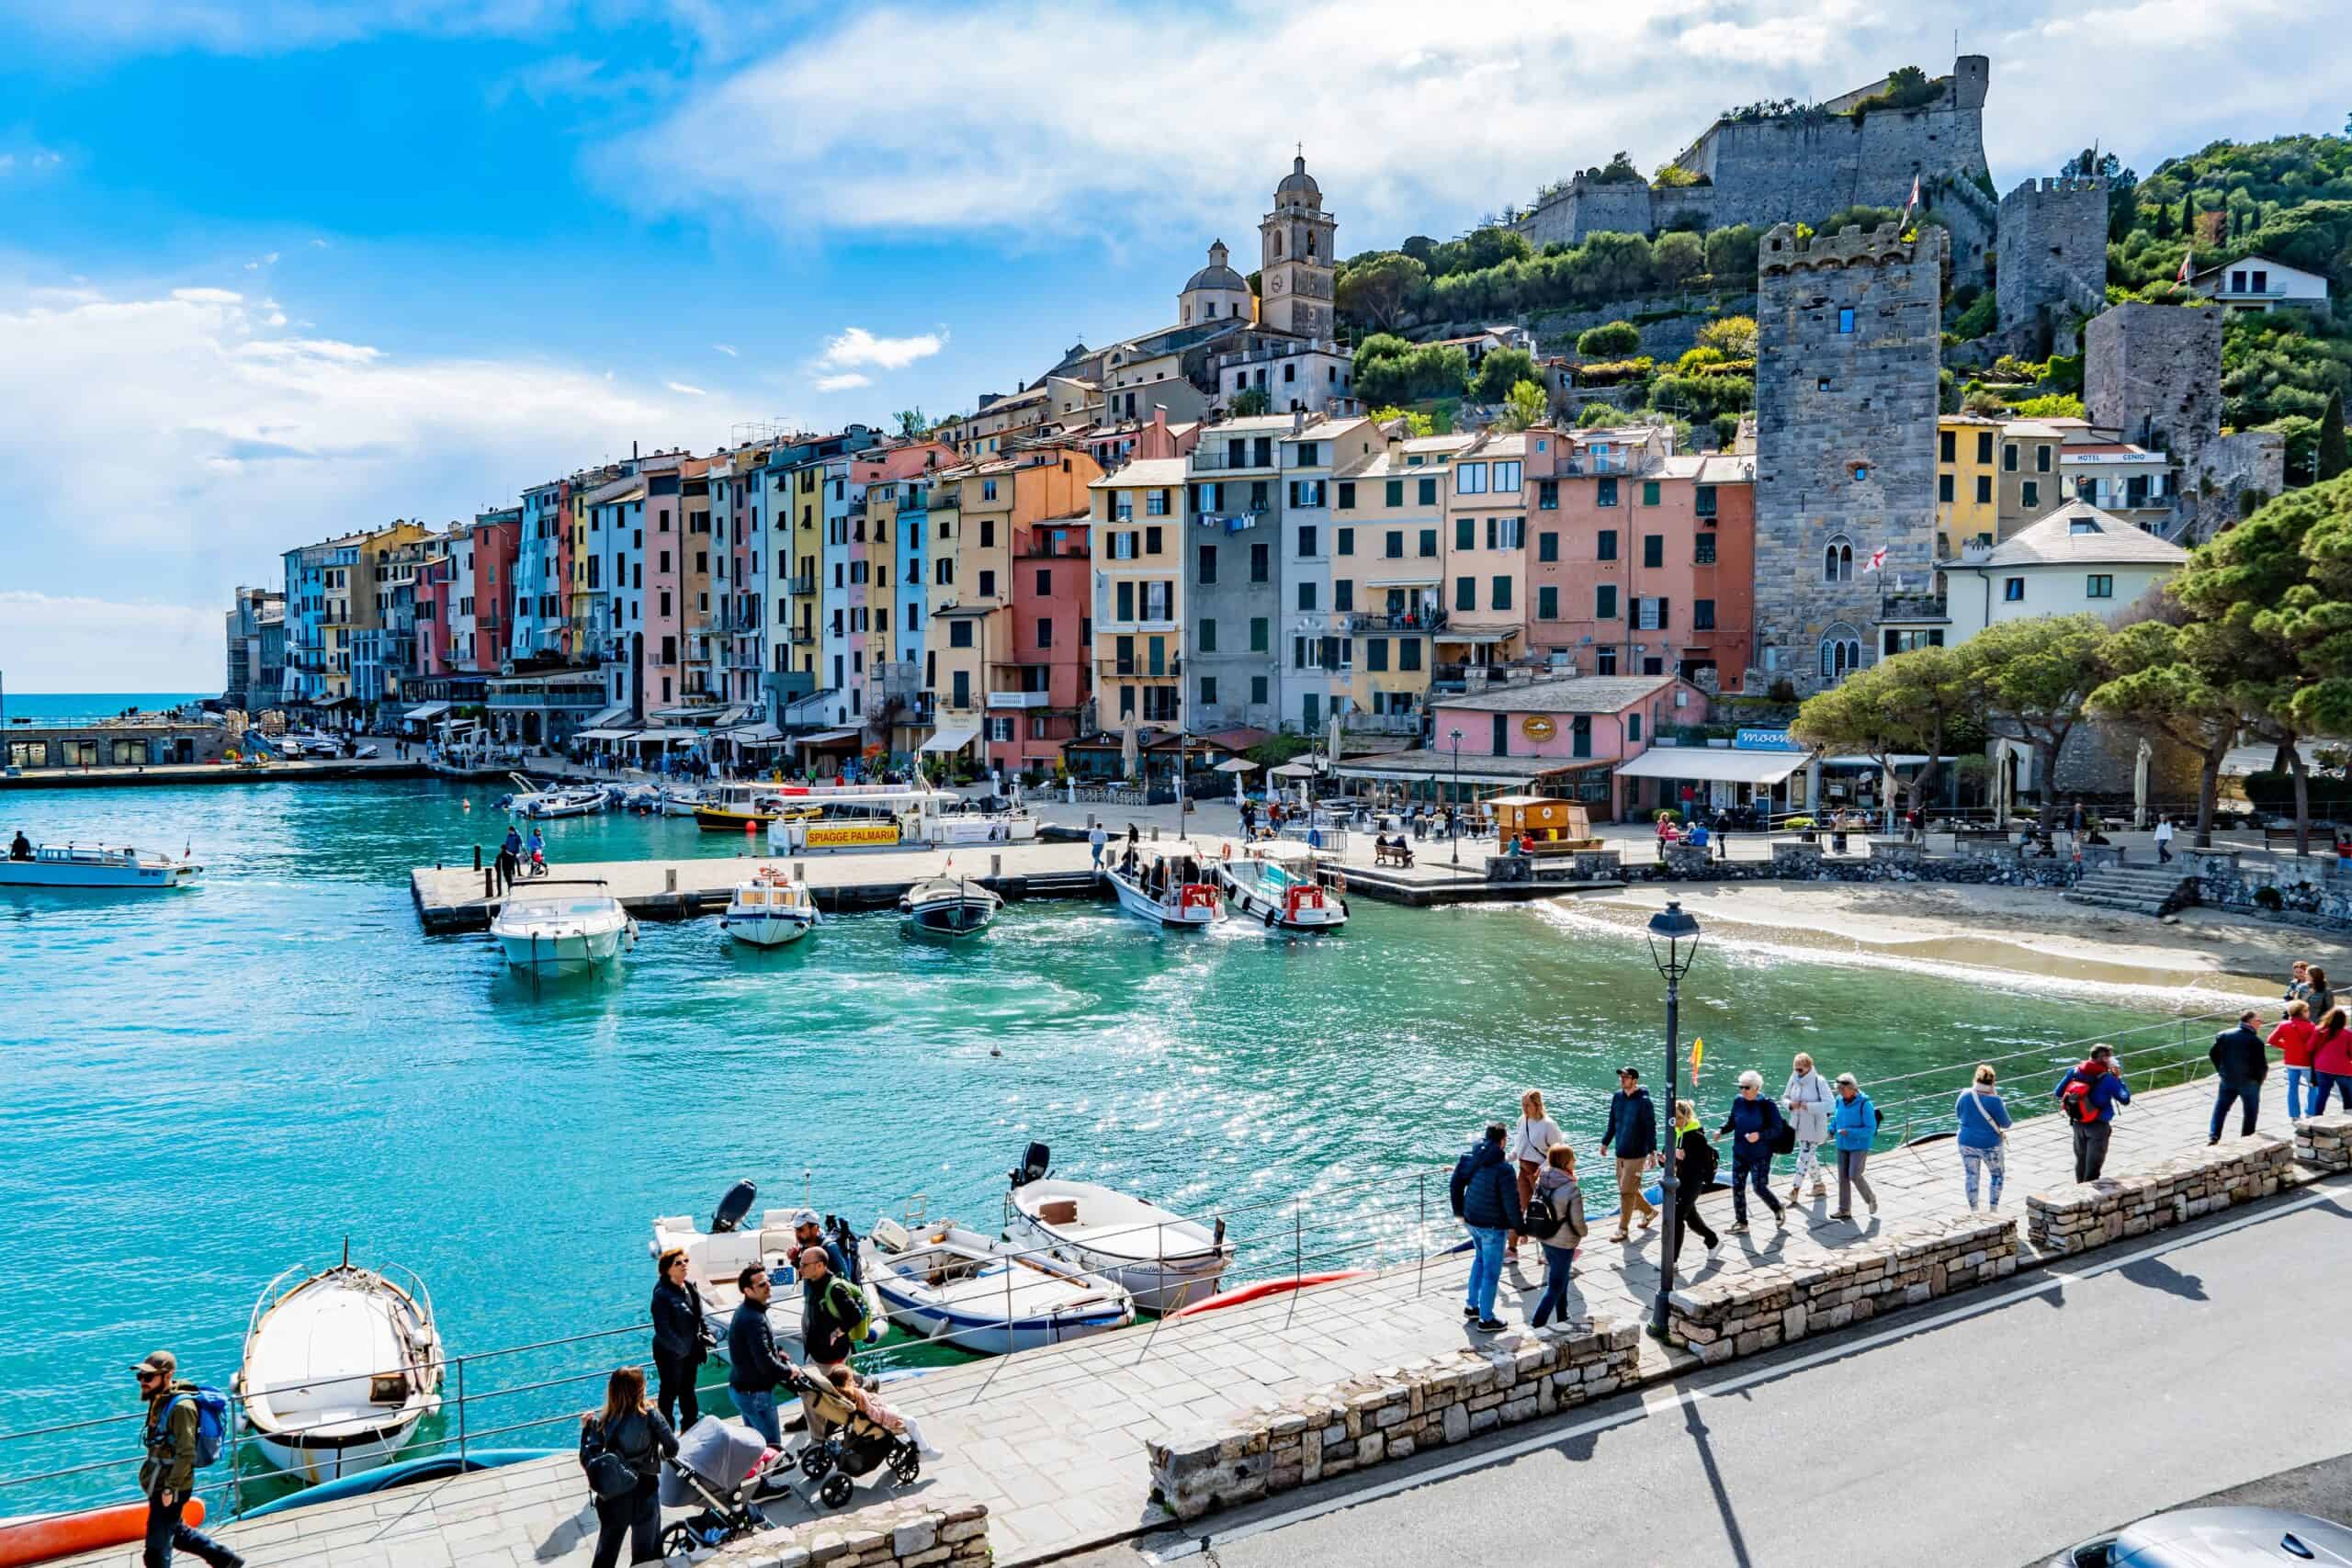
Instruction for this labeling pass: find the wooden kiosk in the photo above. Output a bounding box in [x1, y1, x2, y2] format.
[1487, 795, 1602, 854]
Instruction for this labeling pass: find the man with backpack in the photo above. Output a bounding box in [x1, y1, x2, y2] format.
[1448, 1122, 1522, 1334]
[134, 1350, 242, 1568]
[2056, 1044, 2132, 1181]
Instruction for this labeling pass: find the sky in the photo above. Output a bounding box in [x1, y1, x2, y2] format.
[0, 0, 2343, 692]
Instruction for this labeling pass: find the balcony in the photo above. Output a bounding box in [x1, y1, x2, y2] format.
[988, 691, 1053, 709]
[1189, 450, 1276, 473]
[1096, 656, 1182, 679]
[1343, 610, 1449, 635]
[1876, 592, 1949, 624]
[786, 574, 816, 596]
[790, 628, 816, 646]
[1342, 711, 1425, 736]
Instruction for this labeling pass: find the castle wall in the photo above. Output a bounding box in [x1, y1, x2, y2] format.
[1751, 223, 1944, 696]
[1996, 177, 2110, 353]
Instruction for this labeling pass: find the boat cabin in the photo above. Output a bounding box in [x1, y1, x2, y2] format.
[1487, 795, 1601, 854]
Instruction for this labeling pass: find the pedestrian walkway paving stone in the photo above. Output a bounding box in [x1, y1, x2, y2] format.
[59, 1074, 2294, 1568]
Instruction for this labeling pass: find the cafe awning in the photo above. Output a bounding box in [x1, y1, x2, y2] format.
[625, 728, 702, 746]
[402, 701, 452, 722]
[581, 704, 630, 729]
[573, 728, 635, 742]
[795, 728, 863, 749]
[920, 727, 980, 754]
[721, 721, 785, 745]
[1611, 748, 1809, 785]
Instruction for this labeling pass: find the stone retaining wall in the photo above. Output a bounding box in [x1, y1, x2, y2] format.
[710, 1499, 989, 1568]
[1145, 1319, 1639, 1522]
[2293, 1114, 2352, 1173]
[1665, 1215, 2017, 1362]
[2025, 1135, 2295, 1256]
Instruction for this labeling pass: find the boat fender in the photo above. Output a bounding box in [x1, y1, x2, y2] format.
[710, 1179, 758, 1235]
[1219, 841, 1231, 860]
[1330, 870, 1346, 895]
[1263, 907, 1276, 930]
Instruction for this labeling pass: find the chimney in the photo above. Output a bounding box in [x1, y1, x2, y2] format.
[1291, 408, 1306, 436]
[632, 440, 639, 460]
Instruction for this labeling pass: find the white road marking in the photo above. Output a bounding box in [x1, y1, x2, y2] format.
[1145, 1179, 2347, 1562]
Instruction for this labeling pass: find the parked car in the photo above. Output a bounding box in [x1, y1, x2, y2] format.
[2048, 1507, 2352, 1567]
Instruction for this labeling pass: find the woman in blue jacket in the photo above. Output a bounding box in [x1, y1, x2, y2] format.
[1826, 1074, 1879, 1221]
[1715, 1073, 1787, 1234]
[1954, 1064, 2013, 1211]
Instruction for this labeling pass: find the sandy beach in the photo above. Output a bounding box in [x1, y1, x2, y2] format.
[1560, 879, 2350, 1001]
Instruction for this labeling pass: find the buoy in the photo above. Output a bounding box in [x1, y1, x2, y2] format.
[462, 800, 472, 812]
[744, 818, 757, 836]
[989, 1045, 1002, 1057]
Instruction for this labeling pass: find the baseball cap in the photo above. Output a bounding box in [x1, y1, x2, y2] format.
[789, 1208, 821, 1230]
[131, 1350, 176, 1377]
[1617, 1066, 1640, 1079]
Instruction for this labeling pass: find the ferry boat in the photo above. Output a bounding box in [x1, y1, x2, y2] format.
[1210, 843, 1347, 934]
[1003, 1144, 1232, 1314]
[693, 783, 820, 832]
[765, 782, 1036, 855]
[488, 879, 637, 970]
[720, 866, 820, 948]
[1103, 842, 1222, 930]
[899, 874, 1001, 939]
[865, 1216, 1133, 1355]
[0, 842, 203, 890]
[234, 1249, 444, 1483]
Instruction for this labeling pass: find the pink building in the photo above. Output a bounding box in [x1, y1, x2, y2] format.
[466, 514, 520, 672]
[415, 557, 455, 677]
[992, 508, 1092, 775]
[1422, 672, 1709, 822]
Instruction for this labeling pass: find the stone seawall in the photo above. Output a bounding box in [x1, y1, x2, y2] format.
[2026, 1136, 2295, 1256]
[709, 1499, 990, 1568]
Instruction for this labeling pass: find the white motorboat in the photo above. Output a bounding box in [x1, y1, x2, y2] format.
[721, 867, 820, 948]
[501, 773, 607, 819]
[658, 785, 709, 818]
[0, 843, 202, 890]
[1103, 843, 1222, 930]
[898, 874, 1001, 939]
[650, 1184, 880, 1361]
[1003, 1145, 1232, 1314]
[1210, 843, 1347, 934]
[233, 1250, 443, 1484]
[865, 1217, 1133, 1355]
[489, 880, 637, 971]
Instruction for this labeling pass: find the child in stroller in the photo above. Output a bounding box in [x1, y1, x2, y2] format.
[788, 1365, 934, 1508]
[658, 1415, 797, 1556]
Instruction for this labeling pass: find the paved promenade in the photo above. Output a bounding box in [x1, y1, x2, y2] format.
[58, 1072, 2301, 1568]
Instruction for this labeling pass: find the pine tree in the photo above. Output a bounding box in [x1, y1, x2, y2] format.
[2178, 189, 2194, 238]
[2321, 389, 2350, 482]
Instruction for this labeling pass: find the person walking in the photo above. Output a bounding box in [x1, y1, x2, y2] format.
[2208, 1009, 2270, 1143]
[497, 825, 522, 892]
[1599, 1067, 1659, 1240]
[1506, 1090, 1563, 1264]
[2154, 815, 2175, 864]
[1955, 1065, 2013, 1211]
[798, 1247, 867, 1371]
[1525, 1145, 1588, 1329]
[724, 1266, 793, 1447]
[2310, 1007, 2352, 1116]
[1669, 1100, 1720, 1255]
[1781, 1053, 1833, 1203]
[133, 1351, 242, 1568]
[1448, 1122, 1521, 1333]
[1826, 1073, 1879, 1221]
[1089, 823, 1107, 868]
[2056, 1045, 2132, 1181]
[1716, 1073, 1787, 1235]
[649, 1249, 708, 1433]
[578, 1366, 677, 1568]
[2271, 1000, 2318, 1120]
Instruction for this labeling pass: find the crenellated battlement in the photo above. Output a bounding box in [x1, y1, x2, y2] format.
[1758, 220, 1924, 276]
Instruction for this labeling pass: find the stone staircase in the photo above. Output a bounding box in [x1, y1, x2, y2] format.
[2064, 863, 2197, 917]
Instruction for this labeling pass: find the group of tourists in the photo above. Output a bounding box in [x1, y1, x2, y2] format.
[2262, 961, 2352, 1123]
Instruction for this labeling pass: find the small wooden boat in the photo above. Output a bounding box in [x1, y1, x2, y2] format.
[489, 880, 637, 971]
[720, 867, 820, 948]
[0, 843, 201, 891]
[865, 1218, 1133, 1355]
[899, 874, 1001, 939]
[1102, 843, 1221, 931]
[1003, 1146, 1232, 1314]
[1210, 843, 1346, 933]
[234, 1250, 443, 1483]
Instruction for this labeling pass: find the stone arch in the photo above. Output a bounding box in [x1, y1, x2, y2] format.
[1822, 534, 1855, 582]
[1817, 623, 1864, 682]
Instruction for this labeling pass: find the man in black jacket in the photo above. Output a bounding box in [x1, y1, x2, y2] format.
[1599, 1067, 1660, 1241]
[2210, 1009, 2270, 1143]
[726, 1266, 794, 1447]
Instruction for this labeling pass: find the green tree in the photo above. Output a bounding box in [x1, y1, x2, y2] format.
[1652, 230, 1706, 288]
[1370, 405, 1436, 437]
[894, 408, 929, 439]
[1791, 645, 1977, 820]
[1499, 378, 1549, 433]
[1963, 614, 2114, 807]
[1697, 315, 1758, 357]
[1229, 387, 1272, 416]
[2320, 389, 2350, 480]
[1336, 251, 1430, 331]
[1471, 347, 1538, 404]
[2088, 615, 2241, 846]
[1703, 223, 1760, 280]
[1577, 400, 1626, 427]
[1576, 320, 1640, 356]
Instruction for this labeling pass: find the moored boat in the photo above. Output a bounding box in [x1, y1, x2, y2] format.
[1002, 1144, 1232, 1314]
[233, 1250, 444, 1484]
[720, 867, 820, 948]
[865, 1217, 1133, 1355]
[898, 874, 1001, 939]
[1102, 843, 1221, 930]
[0, 843, 201, 890]
[488, 880, 636, 971]
[649, 1183, 876, 1361]
[500, 773, 607, 819]
[694, 784, 818, 833]
[1210, 843, 1347, 933]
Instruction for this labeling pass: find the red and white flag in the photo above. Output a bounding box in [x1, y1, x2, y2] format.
[2176, 249, 2194, 285]
[1862, 546, 1888, 574]
[1904, 174, 1920, 220]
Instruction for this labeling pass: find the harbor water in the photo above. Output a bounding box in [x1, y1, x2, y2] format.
[0, 773, 2196, 1511]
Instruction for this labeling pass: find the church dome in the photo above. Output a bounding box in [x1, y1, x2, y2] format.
[1183, 241, 1247, 294]
[1276, 154, 1320, 201]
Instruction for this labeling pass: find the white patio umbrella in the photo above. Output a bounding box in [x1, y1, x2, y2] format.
[2133, 738, 2153, 829]
[1120, 720, 1140, 782]
[1215, 755, 1258, 807]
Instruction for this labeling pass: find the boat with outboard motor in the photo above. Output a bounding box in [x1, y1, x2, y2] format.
[233, 1248, 444, 1483]
[721, 866, 820, 948]
[865, 1216, 1133, 1355]
[649, 1182, 880, 1361]
[694, 783, 820, 833]
[1002, 1143, 1233, 1314]
[764, 782, 1037, 855]
[488, 879, 637, 971]
[0, 842, 202, 890]
[499, 773, 608, 819]
[1102, 842, 1221, 930]
[1209, 842, 1347, 933]
[898, 873, 1000, 939]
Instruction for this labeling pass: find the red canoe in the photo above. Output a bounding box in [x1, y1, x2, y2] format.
[1166, 1271, 1371, 1319]
[0, 1497, 208, 1568]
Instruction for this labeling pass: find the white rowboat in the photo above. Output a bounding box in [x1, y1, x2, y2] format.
[234, 1254, 443, 1484]
[1004, 1176, 1232, 1315]
[865, 1219, 1133, 1355]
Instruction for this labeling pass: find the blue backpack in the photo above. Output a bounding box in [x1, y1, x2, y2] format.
[153, 1388, 232, 1468]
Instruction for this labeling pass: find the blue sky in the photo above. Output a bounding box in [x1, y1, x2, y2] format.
[2, 0, 2344, 691]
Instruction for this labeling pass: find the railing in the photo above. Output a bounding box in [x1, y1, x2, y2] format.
[1343, 611, 1449, 634]
[988, 691, 1052, 709]
[786, 575, 815, 596]
[1188, 451, 1275, 472]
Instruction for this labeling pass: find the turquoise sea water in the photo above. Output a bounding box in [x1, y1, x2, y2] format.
[1, 692, 210, 727]
[0, 775, 2204, 1512]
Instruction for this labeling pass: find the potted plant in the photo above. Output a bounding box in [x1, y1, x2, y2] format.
[1783, 815, 1817, 843]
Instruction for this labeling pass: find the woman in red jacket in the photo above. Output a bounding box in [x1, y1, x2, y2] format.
[2310, 1007, 2352, 1117]
[2271, 1000, 2318, 1120]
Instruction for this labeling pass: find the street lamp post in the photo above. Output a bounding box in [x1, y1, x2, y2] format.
[1448, 728, 1464, 867]
[1645, 899, 1702, 1341]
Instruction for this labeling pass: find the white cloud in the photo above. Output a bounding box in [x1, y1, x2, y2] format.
[0, 275, 758, 691]
[243, 251, 280, 270]
[813, 371, 870, 392]
[712, 343, 737, 356]
[0, 592, 222, 694]
[665, 379, 707, 395]
[815, 325, 944, 372]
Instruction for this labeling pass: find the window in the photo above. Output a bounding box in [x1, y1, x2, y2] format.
[1596, 647, 1617, 674]
[979, 519, 996, 547]
[978, 569, 996, 599]
[1250, 616, 1269, 652]
[1693, 598, 1715, 630]
[1457, 463, 1488, 495]
[1494, 461, 1521, 491]
[2022, 480, 2041, 509]
[1939, 430, 1956, 462]
[1399, 639, 1422, 672]
[981, 479, 998, 501]
[1035, 568, 1052, 596]
[2003, 577, 2025, 602]
[1538, 531, 1559, 563]
[1289, 479, 1326, 507]
[2036, 444, 2052, 473]
[1939, 473, 1956, 503]
[1635, 596, 1668, 630]
[1694, 485, 1716, 518]
[2003, 443, 2019, 472]
[1365, 637, 1389, 672]
[1250, 543, 1270, 582]
[1454, 576, 1476, 612]
[1537, 584, 1558, 619]
[1197, 544, 1218, 584]
[1144, 525, 1163, 554]
[1627, 713, 1643, 743]
[1198, 616, 1218, 653]
[1643, 535, 1664, 568]
[2086, 574, 2114, 599]
[1975, 475, 1993, 505]
[1417, 478, 1438, 506]
[1597, 478, 1619, 508]
[1385, 530, 1404, 558]
[1853, 466, 1870, 483]
[1823, 540, 1854, 582]
[1334, 580, 1353, 612]
[1491, 576, 1511, 611]
[1419, 528, 1438, 558]
[1838, 307, 1855, 333]
[1817, 635, 1862, 681]
[1146, 489, 1169, 516]
[949, 619, 974, 648]
[1571, 716, 1592, 758]
[1694, 534, 1716, 565]
[1297, 581, 1317, 611]
[1454, 516, 1474, 551]
[1336, 526, 1353, 557]
[1641, 480, 1660, 507]
[1596, 584, 1619, 619]
[1297, 525, 1318, 558]
[1385, 479, 1404, 507]
[1337, 481, 1356, 509]
[1035, 617, 1054, 648]
[1598, 529, 1618, 561]
[1977, 431, 1995, 464]
[1199, 675, 1217, 707]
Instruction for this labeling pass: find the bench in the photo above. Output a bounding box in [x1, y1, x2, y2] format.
[1374, 843, 1415, 869]
[2264, 823, 2339, 852]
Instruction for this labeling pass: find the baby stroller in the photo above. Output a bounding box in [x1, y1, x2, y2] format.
[786, 1366, 923, 1508]
[659, 1416, 797, 1557]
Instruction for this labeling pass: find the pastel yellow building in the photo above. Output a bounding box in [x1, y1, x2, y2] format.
[1936, 415, 2000, 555]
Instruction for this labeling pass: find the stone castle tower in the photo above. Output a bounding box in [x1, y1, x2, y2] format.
[1260, 153, 1336, 342]
[1996, 176, 2110, 355]
[2086, 302, 2284, 542]
[1750, 221, 1944, 694]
